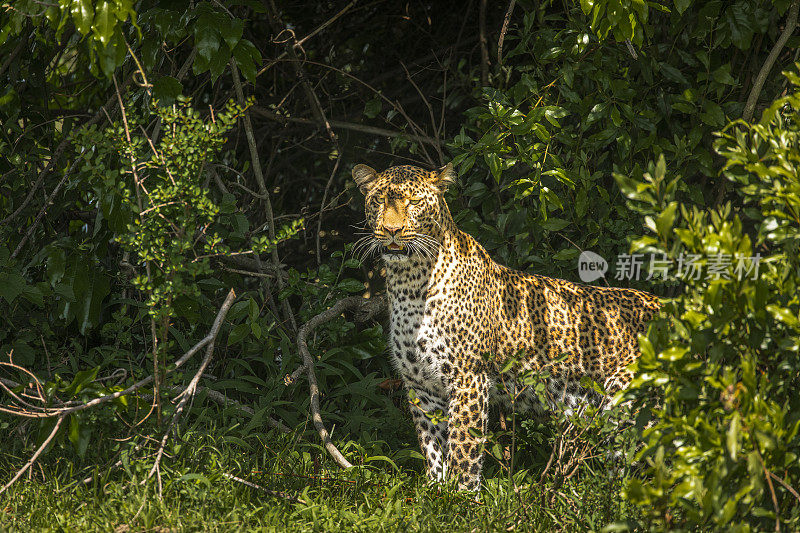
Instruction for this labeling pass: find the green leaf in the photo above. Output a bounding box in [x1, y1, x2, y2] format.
[68, 414, 80, 446]
[0, 270, 25, 304]
[97, 27, 127, 77]
[338, 279, 365, 293]
[485, 153, 502, 182]
[766, 305, 799, 328]
[540, 217, 571, 231]
[727, 411, 741, 460]
[69, 0, 94, 36]
[208, 43, 231, 82]
[655, 201, 677, 237]
[657, 346, 688, 361]
[699, 100, 725, 127]
[232, 39, 261, 83]
[227, 322, 250, 345]
[194, 12, 221, 67]
[364, 98, 381, 119]
[152, 76, 183, 106]
[674, 0, 691, 15]
[76, 268, 110, 335]
[658, 62, 688, 85]
[91, 0, 116, 45]
[552, 248, 579, 261]
[219, 17, 244, 50]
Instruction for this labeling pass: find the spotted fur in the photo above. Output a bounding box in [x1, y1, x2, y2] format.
[352, 163, 660, 490]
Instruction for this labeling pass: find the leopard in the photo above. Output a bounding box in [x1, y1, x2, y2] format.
[352, 162, 660, 491]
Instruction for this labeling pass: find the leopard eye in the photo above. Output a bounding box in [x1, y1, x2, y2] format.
[408, 197, 423, 205]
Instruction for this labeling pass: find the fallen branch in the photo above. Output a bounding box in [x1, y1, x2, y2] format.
[222, 472, 307, 504]
[147, 289, 237, 495]
[166, 385, 291, 433]
[0, 415, 64, 495]
[295, 294, 387, 469]
[0, 289, 238, 419]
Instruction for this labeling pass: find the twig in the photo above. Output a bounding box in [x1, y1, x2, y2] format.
[295, 294, 387, 468]
[268, 58, 440, 155]
[159, 384, 290, 433]
[479, 0, 489, 86]
[230, 58, 297, 333]
[255, 0, 359, 79]
[400, 62, 444, 164]
[222, 472, 307, 504]
[10, 156, 79, 260]
[0, 80, 128, 229]
[0, 288, 238, 418]
[754, 447, 781, 532]
[250, 106, 439, 146]
[266, 0, 337, 145]
[770, 470, 800, 504]
[315, 152, 342, 265]
[147, 289, 236, 495]
[112, 73, 163, 427]
[0, 31, 27, 78]
[230, 180, 269, 200]
[497, 0, 516, 64]
[0, 415, 64, 495]
[222, 266, 276, 279]
[743, 0, 799, 122]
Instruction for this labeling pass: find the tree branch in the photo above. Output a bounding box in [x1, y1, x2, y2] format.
[479, 0, 490, 86]
[497, 0, 516, 64]
[0, 415, 64, 495]
[250, 106, 439, 146]
[230, 59, 298, 333]
[295, 294, 387, 469]
[743, 0, 799, 122]
[0, 289, 238, 418]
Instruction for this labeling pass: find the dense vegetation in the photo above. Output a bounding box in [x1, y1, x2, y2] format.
[1, 0, 799, 530]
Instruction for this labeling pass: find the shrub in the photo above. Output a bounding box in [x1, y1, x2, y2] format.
[617, 68, 800, 530]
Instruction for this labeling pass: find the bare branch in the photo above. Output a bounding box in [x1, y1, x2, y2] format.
[147, 289, 237, 493]
[250, 106, 439, 146]
[0, 289, 238, 418]
[230, 58, 298, 333]
[295, 293, 387, 469]
[222, 472, 307, 504]
[316, 152, 342, 265]
[0, 415, 64, 495]
[497, 0, 516, 64]
[743, 0, 799, 122]
[479, 0, 489, 86]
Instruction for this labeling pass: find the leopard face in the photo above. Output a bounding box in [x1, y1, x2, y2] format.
[353, 164, 455, 262]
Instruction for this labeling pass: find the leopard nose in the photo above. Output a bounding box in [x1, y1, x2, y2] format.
[384, 224, 403, 236]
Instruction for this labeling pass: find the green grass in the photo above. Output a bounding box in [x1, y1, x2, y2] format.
[0, 408, 641, 532]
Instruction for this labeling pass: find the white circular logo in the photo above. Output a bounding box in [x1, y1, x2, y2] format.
[578, 251, 608, 283]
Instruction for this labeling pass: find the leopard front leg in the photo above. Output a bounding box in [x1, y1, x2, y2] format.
[446, 371, 489, 491]
[405, 378, 449, 481]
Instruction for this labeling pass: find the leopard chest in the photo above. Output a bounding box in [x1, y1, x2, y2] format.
[385, 258, 448, 396]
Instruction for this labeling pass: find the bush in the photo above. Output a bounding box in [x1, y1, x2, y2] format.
[617, 68, 800, 530]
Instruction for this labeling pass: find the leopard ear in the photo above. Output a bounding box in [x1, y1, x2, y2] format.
[429, 162, 457, 192]
[352, 164, 378, 194]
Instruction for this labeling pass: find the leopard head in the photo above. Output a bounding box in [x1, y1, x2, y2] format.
[352, 163, 456, 260]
